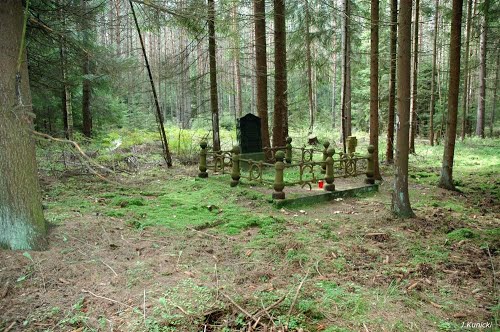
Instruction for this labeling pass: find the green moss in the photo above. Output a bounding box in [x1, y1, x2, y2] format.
[447, 228, 476, 241]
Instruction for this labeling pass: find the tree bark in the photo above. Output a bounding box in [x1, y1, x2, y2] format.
[491, 52, 499, 137]
[409, 0, 419, 153]
[59, 6, 73, 140]
[392, 0, 415, 218]
[461, 0, 473, 140]
[232, 3, 243, 119]
[340, 0, 352, 152]
[475, 0, 488, 138]
[273, 0, 288, 147]
[386, 0, 397, 164]
[331, 36, 338, 129]
[81, 0, 92, 138]
[254, 0, 271, 156]
[429, 0, 439, 146]
[208, 0, 221, 150]
[0, 0, 47, 250]
[305, 0, 314, 135]
[370, 0, 381, 180]
[438, 0, 463, 190]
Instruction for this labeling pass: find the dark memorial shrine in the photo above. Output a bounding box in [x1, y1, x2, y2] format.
[237, 113, 262, 154]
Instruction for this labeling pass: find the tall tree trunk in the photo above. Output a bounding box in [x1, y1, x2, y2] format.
[82, 51, 92, 137]
[438, 0, 463, 190]
[461, 0, 473, 140]
[81, 0, 92, 138]
[305, 0, 314, 134]
[340, 0, 352, 152]
[59, 8, 73, 140]
[386, 0, 397, 164]
[129, 0, 172, 166]
[491, 52, 499, 137]
[409, 0, 419, 153]
[392, 0, 415, 218]
[475, 0, 488, 138]
[331, 36, 338, 129]
[273, 0, 288, 147]
[429, 0, 439, 146]
[254, 0, 271, 156]
[370, 0, 381, 180]
[208, 0, 221, 150]
[0, 0, 47, 250]
[232, 3, 243, 119]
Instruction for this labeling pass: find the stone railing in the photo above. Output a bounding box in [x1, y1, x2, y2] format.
[198, 137, 375, 199]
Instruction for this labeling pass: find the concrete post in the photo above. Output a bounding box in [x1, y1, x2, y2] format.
[230, 146, 241, 187]
[198, 141, 208, 178]
[272, 151, 286, 199]
[324, 147, 335, 191]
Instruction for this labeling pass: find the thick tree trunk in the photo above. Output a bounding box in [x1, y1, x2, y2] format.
[475, 0, 488, 138]
[461, 0, 473, 140]
[254, 0, 271, 156]
[438, 0, 463, 190]
[208, 0, 221, 150]
[409, 0, 419, 153]
[0, 0, 47, 250]
[392, 0, 415, 218]
[370, 0, 381, 180]
[429, 0, 439, 146]
[305, 0, 314, 135]
[273, 0, 288, 147]
[386, 0, 397, 164]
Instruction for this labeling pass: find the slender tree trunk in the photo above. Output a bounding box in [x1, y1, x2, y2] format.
[81, 0, 92, 138]
[254, 0, 271, 156]
[232, 3, 243, 119]
[392, 0, 415, 218]
[461, 0, 473, 140]
[429, 0, 439, 146]
[331, 36, 338, 129]
[207, 0, 221, 150]
[129, 0, 172, 166]
[475, 0, 488, 138]
[59, 8, 73, 140]
[409, 0, 419, 153]
[386, 0, 397, 164]
[438, 0, 463, 190]
[370, 0, 381, 180]
[491, 52, 499, 137]
[82, 52, 92, 137]
[273, 0, 288, 147]
[0, 0, 47, 250]
[305, 0, 314, 134]
[340, 0, 351, 152]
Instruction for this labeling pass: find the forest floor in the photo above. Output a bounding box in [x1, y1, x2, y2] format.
[0, 136, 499, 332]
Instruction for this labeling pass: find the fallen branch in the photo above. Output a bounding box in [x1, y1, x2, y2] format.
[32, 130, 121, 185]
[81, 289, 133, 309]
[286, 269, 311, 325]
[220, 291, 265, 328]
